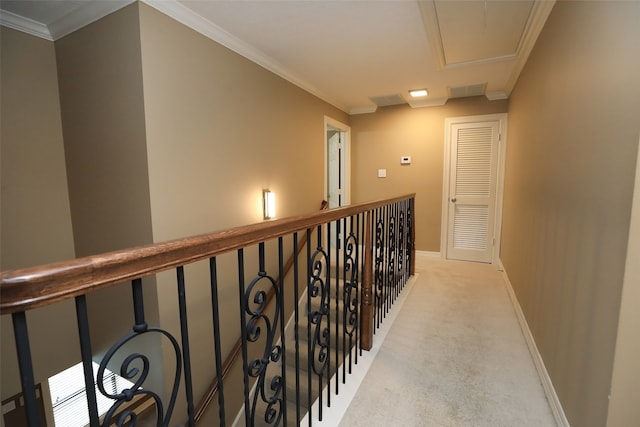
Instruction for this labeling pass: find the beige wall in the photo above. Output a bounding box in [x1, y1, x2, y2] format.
[350, 97, 508, 251]
[55, 3, 154, 257]
[0, 27, 78, 405]
[607, 134, 640, 426]
[139, 3, 347, 242]
[138, 4, 348, 422]
[6, 1, 638, 425]
[1, 2, 348, 423]
[500, 2, 640, 426]
[53, 2, 165, 399]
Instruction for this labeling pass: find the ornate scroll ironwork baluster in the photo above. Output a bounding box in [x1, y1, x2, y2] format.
[357, 212, 365, 358]
[342, 214, 359, 377]
[334, 219, 340, 396]
[387, 204, 397, 310]
[98, 278, 182, 427]
[239, 242, 284, 426]
[398, 202, 406, 293]
[374, 208, 385, 330]
[408, 198, 414, 276]
[307, 225, 330, 421]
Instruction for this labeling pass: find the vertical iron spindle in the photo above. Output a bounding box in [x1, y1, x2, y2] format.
[278, 236, 287, 427]
[12, 312, 39, 427]
[209, 257, 226, 426]
[131, 278, 146, 331]
[293, 232, 301, 425]
[237, 249, 251, 425]
[75, 295, 100, 426]
[306, 228, 313, 427]
[176, 267, 195, 426]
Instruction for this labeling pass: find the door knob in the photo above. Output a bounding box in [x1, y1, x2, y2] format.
[451, 197, 457, 203]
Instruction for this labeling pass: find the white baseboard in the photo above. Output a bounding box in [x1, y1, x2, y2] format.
[415, 250, 441, 258]
[498, 259, 570, 427]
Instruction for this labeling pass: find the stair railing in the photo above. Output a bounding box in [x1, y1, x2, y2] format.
[192, 200, 329, 424]
[1, 194, 415, 427]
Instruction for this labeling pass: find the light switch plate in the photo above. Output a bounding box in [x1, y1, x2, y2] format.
[401, 156, 411, 165]
[378, 169, 387, 178]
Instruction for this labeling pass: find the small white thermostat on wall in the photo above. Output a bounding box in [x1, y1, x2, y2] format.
[401, 156, 411, 165]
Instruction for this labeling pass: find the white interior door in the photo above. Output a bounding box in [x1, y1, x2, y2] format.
[327, 129, 343, 209]
[444, 118, 503, 263]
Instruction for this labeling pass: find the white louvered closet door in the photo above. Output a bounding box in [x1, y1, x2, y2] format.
[447, 121, 500, 263]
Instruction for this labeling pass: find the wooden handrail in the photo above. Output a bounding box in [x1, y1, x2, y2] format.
[192, 199, 329, 423]
[3, 195, 416, 427]
[1, 195, 413, 315]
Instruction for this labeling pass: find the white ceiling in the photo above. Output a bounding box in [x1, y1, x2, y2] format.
[0, 0, 555, 114]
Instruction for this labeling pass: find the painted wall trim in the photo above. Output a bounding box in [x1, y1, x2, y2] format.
[440, 113, 507, 264]
[504, 0, 556, 95]
[408, 97, 448, 109]
[141, 0, 348, 113]
[0, 1, 135, 41]
[324, 116, 352, 206]
[499, 259, 570, 427]
[0, 9, 52, 40]
[486, 91, 509, 101]
[415, 250, 441, 258]
[349, 106, 378, 115]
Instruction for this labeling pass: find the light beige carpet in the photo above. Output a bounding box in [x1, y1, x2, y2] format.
[338, 256, 556, 427]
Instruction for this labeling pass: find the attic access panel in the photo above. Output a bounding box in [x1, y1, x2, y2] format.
[434, 0, 535, 65]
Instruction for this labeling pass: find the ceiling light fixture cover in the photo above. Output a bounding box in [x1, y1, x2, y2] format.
[409, 89, 428, 97]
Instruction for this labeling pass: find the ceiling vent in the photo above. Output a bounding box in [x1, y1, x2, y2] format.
[448, 83, 487, 99]
[369, 94, 407, 107]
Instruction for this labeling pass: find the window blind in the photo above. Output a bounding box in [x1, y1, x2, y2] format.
[48, 362, 135, 426]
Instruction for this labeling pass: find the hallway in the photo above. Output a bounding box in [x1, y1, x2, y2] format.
[330, 256, 556, 426]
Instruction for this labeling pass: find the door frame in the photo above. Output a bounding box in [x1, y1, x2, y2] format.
[440, 113, 507, 264]
[324, 116, 351, 207]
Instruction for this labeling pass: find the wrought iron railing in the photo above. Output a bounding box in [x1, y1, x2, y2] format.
[1, 194, 415, 427]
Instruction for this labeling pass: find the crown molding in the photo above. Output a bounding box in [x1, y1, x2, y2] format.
[504, 0, 556, 96]
[0, 1, 134, 41]
[408, 97, 448, 109]
[1, 0, 349, 112]
[141, 0, 349, 113]
[349, 106, 378, 115]
[418, 0, 446, 70]
[485, 91, 509, 101]
[49, 1, 135, 40]
[0, 9, 53, 41]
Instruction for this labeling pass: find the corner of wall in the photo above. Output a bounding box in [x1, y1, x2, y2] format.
[606, 135, 640, 427]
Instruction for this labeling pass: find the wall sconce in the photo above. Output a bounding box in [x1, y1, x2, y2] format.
[263, 190, 275, 219]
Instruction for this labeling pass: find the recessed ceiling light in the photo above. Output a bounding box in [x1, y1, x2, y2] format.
[409, 89, 428, 98]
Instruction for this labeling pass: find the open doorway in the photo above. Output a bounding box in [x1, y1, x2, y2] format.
[324, 117, 351, 249]
[324, 116, 351, 209]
